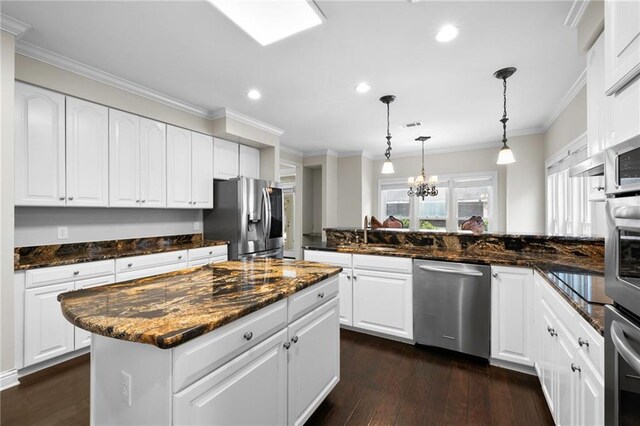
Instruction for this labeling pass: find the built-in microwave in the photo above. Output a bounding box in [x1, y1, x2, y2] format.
[606, 135, 640, 196]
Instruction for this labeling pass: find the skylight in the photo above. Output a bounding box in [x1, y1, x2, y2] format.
[209, 0, 325, 46]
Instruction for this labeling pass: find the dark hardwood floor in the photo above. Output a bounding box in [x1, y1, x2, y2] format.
[0, 330, 553, 426]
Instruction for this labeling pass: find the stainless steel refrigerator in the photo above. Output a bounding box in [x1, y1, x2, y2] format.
[204, 177, 284, 260]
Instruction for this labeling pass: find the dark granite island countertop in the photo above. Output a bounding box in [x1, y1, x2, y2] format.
[58, 259, 342, 349]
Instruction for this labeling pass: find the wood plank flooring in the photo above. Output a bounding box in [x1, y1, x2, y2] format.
[0, 329, 553, 426]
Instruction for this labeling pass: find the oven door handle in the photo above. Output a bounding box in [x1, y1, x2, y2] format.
[611, 321, 640, 375]
[612, 205, 640, 220]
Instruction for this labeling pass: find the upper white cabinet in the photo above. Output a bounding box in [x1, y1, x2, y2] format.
[605, 0, 640, 94]
[491, 266, 534, 366]
[167, 126, 213, 209]
[213, 138, 239, 180]
[110, 110, 167, 208]
[239, 144, 261, 179]
[65, 97, 109, 207]
[587, 32, 614, 155]
[15, 82, 66, 206]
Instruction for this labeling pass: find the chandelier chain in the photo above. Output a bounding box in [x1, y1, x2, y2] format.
[385, 102, 392, 161]
[501, 77, 508, 144]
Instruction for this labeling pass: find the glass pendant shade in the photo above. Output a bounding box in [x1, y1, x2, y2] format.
[381, 159, 395, 174]
[428, 175, 438, 184]
[497, 145, 516, 165]
[415, 174, 425, 184]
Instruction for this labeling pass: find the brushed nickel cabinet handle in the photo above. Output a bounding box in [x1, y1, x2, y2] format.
[571, 363, 581, 373]
[578, 337, 590, 348]
[243, 331, 253, 341]
[283, 342, 291, 349]
[291, 336, 298, 343]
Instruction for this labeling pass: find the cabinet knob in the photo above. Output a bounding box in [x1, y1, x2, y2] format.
[571, 363, 581, 373]
[209, 251, 213, 255]
[492, 273, 498, 278]
[59, 196, 66, 200]
[346, 275, 351, 280]
[68, 196, 74, 201]
[352, 276, 358, 280]
[283, 342, 291, 350]
[127, 263, 133, 267]
[547, 326, 557, 337]
[291, 336, 298, 343]
[136, 199, 141, 203]
[318, 291, 325, 299]
[73, 270, 79, 275]
[578, 337, 590, 348]
[141, 200, 146, 203]
[178, 255, 183, 260]
[243, 331, 253, 341]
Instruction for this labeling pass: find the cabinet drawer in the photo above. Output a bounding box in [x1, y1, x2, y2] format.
[115, 250, 188, 273]
[288, 276, 339, 323]
[188, 245, 227, 261]
[115, 262, 187, 283]
[304, 250, 352, 268]
[188, 259, 210, 268]
[173, 299, 287, 392]
[26, 260, 114, 289]
[352, 254, 412, 274]
[211, 255, 227, 264]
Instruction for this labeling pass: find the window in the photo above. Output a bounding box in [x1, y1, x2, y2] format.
[379, 172, 497, 232]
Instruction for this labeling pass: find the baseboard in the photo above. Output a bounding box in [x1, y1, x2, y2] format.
[340, 324, 415, 345]
[0, 369, 20, 391]
[490, 358, 537, 376]
[18, 347, 90, 378]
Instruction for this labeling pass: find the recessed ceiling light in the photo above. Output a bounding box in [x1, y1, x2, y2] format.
[209, 0, 325, 46]
[436, 25, 459, 43]
[247, 89, 261, 100]
[354, 82, 371, 93]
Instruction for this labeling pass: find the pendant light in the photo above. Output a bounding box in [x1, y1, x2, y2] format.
[494, 67, 517, 165]
[407, 136, 438, 199]
[380, 95, 396, 174]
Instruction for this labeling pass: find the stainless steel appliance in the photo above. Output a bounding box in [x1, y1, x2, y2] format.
[203, 177, 284, 260]
[570, 150, 605, 178]
[413, 259, 491, 359]
[605, 135, 640, 424]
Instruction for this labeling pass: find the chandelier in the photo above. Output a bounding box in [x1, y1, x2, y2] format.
[407, 136, 438, 199]
[380, 95, 396, 174]
[493, 67, 517, 165]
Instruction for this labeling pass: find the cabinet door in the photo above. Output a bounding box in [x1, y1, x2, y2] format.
[288, 298, 340, 426]
[191, 132, 214, 208]
[65, 97, 109, 207]
[173, 329, 288, 426]
[352, 269, 413, 339]
[74, 275, 115, 349]
[491, 266, 533, 366]
[213, 138, 239, 180]
[605, 0, 640, 94]
[24, 282, 75, 366]
[338, 271, 353, 326]
[14, 82, 66, 206]
[167, 125, 192, 208]
[576, 351, 604, 426]
[539, 299, 557, 419]
[556, 323, 578, 426]
[587, 33, 608, 156]
[239, 144, 261, 179]
[139, 118, 166, 208]
[109, 109, 140, 207]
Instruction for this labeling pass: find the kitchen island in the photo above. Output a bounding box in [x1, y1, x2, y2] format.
[58, 259, 342, 426]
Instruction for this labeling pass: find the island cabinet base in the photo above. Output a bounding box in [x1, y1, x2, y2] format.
[90, 276, 340, 426]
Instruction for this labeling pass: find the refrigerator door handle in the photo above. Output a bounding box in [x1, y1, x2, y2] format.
[262, 187, 272, 244]
[611, 321, 640, 375]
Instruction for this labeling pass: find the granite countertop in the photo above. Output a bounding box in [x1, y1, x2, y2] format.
[57, 259, 342, 349]
[15, 234, 229, 271]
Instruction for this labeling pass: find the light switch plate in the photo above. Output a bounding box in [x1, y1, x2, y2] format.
[194, 221, 200, 231]
[57, 226, 68, 240]
[121, 370, 132, 406]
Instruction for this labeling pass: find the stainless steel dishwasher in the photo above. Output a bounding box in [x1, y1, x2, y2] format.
[413, 259, 491, 359]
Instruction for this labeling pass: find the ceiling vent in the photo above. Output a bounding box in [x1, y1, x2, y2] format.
[401, 121, 422, 128]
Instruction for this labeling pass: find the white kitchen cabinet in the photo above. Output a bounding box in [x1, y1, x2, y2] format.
[74, 275, 115, 349]
[575, 350, 605, 426]
[612, 74, 640, 146]
[352, 268, 413, 340]
[338, 272, 353, 326]
[555, 321, 577, 426]
[587, 32, 614, 156]
[167, 125, 192, 208]
[287, 297, 340, 426]
[109, 109, 141, 207]
[24, 281, 75, 366]
[65, 97, 109, 207]
[115, 250, 188, 283]
[173, 329, 288, 426]
[605, 0, 640, 94]
[139, 117, 167, 208]
[239, 144, 261, 179]
[213, 138, 239, 180]
[187, 245, 228, 267]
[491, 266, 534, 366]
[14, 82, 66, 206]
[538, 298, 557, 417]
[191, 132, 214, 208]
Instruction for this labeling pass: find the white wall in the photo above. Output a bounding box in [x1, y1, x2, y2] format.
[337, 156, 363, 227]
[14, 208, 202, 247]
[544, 86, 587, 158]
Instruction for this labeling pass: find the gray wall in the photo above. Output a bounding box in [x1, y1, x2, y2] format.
[15, 207, 202, 246]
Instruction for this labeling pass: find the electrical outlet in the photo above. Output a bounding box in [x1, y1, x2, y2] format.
[194, 221, 200, 231]
[121, 370, 132, 406]
[57, 226, 68, 240]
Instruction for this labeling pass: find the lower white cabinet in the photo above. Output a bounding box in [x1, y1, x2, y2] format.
[74, 275, 116, 350]
[491, 266, 534, 366]
[338, 272, 353, 326]
[287, 297, 340, 426]
[352, 268, 413, 340]
[173, 329, 288, 426]
[24, 282, 75, 366]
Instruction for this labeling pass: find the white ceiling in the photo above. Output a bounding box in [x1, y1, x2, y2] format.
[2, 0, 585, 156]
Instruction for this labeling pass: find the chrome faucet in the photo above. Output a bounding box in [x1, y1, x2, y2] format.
[363, 215, 369, 244]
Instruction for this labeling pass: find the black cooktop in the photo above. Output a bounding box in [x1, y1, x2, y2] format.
[546, 269, 612, 305]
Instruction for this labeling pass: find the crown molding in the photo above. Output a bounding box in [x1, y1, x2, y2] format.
[302, 149, 339, 158]
[211, 107, 284, 137]
[280, 144, 303, 158]
[1, 14, 31, 37]
[563, 0, 590, 28]
[543, 68, 587, 131]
